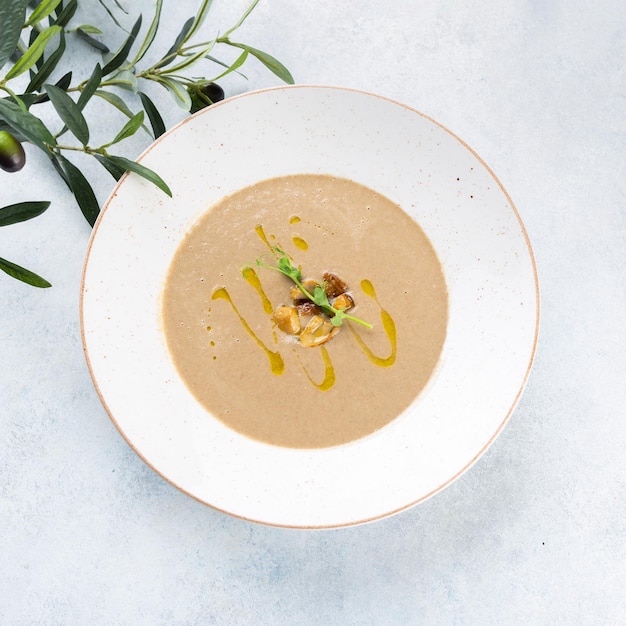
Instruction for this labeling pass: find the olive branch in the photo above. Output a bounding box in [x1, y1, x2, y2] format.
[0, 0, 293, 287]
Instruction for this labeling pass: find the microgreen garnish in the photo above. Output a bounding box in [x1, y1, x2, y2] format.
[248, 247, 373, 329]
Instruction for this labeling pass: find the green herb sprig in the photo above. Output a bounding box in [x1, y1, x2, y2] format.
[0, 0, 293, 288]
[251, 247, 373, 329]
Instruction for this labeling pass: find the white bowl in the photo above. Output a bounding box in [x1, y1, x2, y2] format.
[81, 85, 539, 528]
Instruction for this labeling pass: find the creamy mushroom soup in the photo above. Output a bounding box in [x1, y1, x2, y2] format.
[161, 174, 448, 448]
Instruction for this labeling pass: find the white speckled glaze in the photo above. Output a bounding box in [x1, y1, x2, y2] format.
[80, 85, 539, 528]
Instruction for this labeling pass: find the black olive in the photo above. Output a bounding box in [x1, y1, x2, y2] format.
[0, 130, 26, 173]
[200, 82, 225, 103]
[188, 82, 225, 113]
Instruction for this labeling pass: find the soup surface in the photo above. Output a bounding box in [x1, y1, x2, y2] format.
[161, 174, 448, 448]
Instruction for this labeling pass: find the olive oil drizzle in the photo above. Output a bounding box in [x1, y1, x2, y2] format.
[296, 346, 335, 391]
[254, 224, 275, 253]
[242, 266, 273, 314]
[292, 236, 308, 251]
[213, 276, 396, 388]
[214, 222, 396, 389]
[211, 287, 285, 375]
[347, 279, 397, 367]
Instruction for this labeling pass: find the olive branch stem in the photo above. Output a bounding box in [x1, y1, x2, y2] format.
[0, 0, 294, 289]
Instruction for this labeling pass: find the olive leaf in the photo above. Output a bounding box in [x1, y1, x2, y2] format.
[101, 111, 144, 147]
[49, 151, 70, 188]
[56, 153, 100, 226]
[93, 152, 173, 196]
[74, 25, 104, 35]
[129, 0, 162, 66]
[223, 41, 294, 84]
[45, 83, 89, 145]
[0, 120, 26, 141]
[181, 0, 215, 46]
[97, 0, 127, 31]
[0, 257, 51, 288]
[171, 16, 195, 51]
[26, 29, 66, 93]
[101, 14, 142, 76]
[50, 0, 77, 29]
[157, 76, 192, 111]
[26, 0, 63, 26]
[222, 0, 259, 38]
[33, 70, 72, 104]
[5, 25, 61, 80]
[77, 64, 102, 110]
[205, 54, 248, 79]
[104, 0, 128, 16]
[138, 92, 165, 138]
[28, 26, 40, 73]
[93, 152, 126, 181]
[56, 71, 73, 89]
[93, 89, 151, 136]
[6, 93, 36, 110]
[0, 0, 28, 73]
[250, 47, 294, 84]
[94, 89, 137, 121]
[155, 16, 194, 69]
[165, 40, 216, 75]
[209, 49, 248, 82]
[103, 154, 172, 197]
[75, 28, 110, 54]
[0, 201, 50, 227]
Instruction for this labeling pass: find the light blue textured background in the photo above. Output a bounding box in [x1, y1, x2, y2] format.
[1, 1, 625, 623]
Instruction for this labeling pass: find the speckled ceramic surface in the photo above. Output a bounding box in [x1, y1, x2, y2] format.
[81, 85, 539, 528]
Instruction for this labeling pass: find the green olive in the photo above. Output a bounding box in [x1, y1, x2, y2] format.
[0, 130, 26, 173]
